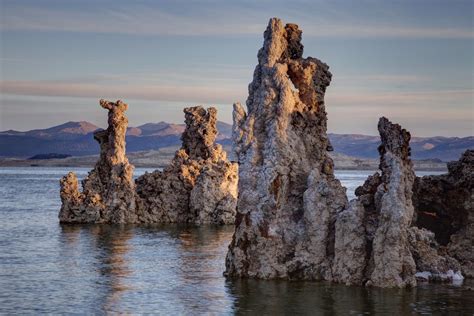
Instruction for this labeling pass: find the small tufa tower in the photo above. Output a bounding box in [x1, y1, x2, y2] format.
[59, 99, 138, 224]
[135, 106, 238, 225]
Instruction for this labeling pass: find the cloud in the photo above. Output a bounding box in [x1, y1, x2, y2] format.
[327, 89, 473, 106]
[0, 80, 246, 104]
[0, 6, 262, 36]
[1, 3, 472, 39]
[336, 74, 431, 83]
[2, 80, 472, 136]
[2, 79, 472, 110]
[303, 24, 473, 39]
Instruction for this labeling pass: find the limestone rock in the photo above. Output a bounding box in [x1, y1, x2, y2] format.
[332, 199, 367, 285]
[225, 18, 467, 288]
[59, 100, 138, 224]
[413, 149, 474, 277]
[59, 103, 237, 225]
[225, 18, 348, 279]
[135, 106, 238, 224]
[181, 106, 218, 160]
[408, 227, 462, 282]
[333, 117, 463, 287]
[448, 222, 474, 278]
[332, 118, 416, 287]
[368, 117, 417, 287]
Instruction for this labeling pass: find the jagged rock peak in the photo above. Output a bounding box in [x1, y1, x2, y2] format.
[59, 100, 237, 225]
[258, 18, 304, 66]
[98, 99, 130, 165]
[368, 117, 416, 287]
[378, 116, 412, 168]
[225, 18, 347, 280]
[333, 117, 463, 288]
[447, 149, 473, 177]
[181, 106, 218, 160]
[332, 117, 417, 287]
[59, 99, 137, 224]
[135, 105, 237, 225]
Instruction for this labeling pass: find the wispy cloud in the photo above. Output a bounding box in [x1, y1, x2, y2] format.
[336, 74, 431, 83]
[1, 1, 472, 136]
[327, 89, 473, 106]
[1, 3, 472, 39]
[0, 80, 246, 104]
[2, 80, 472, 136]
[1, 6, 262, 36]
[2, 79, 472, 109]
[303, 24, 473, 39]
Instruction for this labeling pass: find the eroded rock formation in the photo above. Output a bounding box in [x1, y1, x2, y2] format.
[413, 149, 474, 277]
[225, 18, 348, 280]
[59, 103, 237, 225]
[59, 100, 138, 223]
[225, 17, 468, 288]
[334, 118, 420, 287]
[135, 106, 238, 224]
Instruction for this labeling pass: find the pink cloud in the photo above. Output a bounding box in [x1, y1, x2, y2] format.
[0, 80, 246, 104]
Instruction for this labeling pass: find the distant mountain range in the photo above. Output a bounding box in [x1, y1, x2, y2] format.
[329, 133, 473, 161]
[0, 121, 471, 161]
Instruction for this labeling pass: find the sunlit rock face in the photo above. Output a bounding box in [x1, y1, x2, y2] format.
[413, 149, 474, 278]
[59, 100, 138, 224]
[136, 106, 238, 224]
[225, 17, 348, 280]
[225, 17, 466, 287]
[59, 103, 237, 225]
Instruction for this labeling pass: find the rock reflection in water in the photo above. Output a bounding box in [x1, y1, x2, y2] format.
[226, 279, 474, 314]
[60, 225, 134, 313]
[173, 226, 235, 314]
[58, 224, 235, 314]
[91, 225, 134, 310]
[56, 224, 474, 315]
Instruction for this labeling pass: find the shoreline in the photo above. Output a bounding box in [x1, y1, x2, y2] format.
[0, 158, 448, 172]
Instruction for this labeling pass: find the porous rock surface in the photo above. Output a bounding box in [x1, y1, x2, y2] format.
[59, 100, 138, 223]
[334, 118, 421, 287]
[225, 18, 467, 288]
[59, 103, 237, 225]
[317, 117, 463, 287]
[225, 17, 348, 280]
[413, 149, 474, 277]
[135, 106, 238, 224]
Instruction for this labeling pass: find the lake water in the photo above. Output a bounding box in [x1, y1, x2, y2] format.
[0, 167, 472, 314]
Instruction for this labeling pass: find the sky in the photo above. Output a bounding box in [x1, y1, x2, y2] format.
[0, 0, 473, 136]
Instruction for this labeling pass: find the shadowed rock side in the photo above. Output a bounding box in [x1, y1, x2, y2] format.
[413, 149, 474, 278]
[225, 18, 348, 280]
[330, 118, 463, 287]
[135, 106, 238, 224]
[334, 118, 417, 287]
[59, 100, 138, 223]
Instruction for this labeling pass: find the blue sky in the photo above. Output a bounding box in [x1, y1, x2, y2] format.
[0, 0, 473, 136]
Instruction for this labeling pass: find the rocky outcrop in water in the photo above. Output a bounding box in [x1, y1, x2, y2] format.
[136, 106, 238, 224]
[413, 149, 474, 278]
[225, 17, 466, 288]
[333, 118, 421, 287]
[59, 100, 138, 223]
[225, 18, 348, 279]
[59, 103, 237, 225]
[408, 227, 462, 282]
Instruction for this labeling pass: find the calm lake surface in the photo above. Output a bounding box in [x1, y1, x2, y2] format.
[0, 167, 472, 315]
